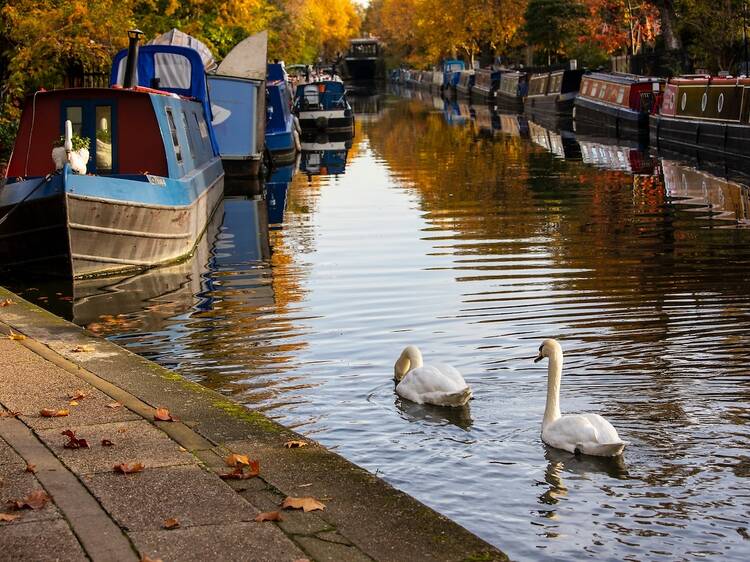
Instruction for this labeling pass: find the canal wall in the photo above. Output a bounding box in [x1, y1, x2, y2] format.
[0, 285, 508, 562]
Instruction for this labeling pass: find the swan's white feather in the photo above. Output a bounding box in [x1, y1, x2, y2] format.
[542, 413, 623, 455]
[396, 364, 472, 406]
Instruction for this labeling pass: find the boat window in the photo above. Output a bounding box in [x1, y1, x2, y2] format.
[66, 106, 84, 136]
[591, 83, 599, 97]
[95, 106, 113, 174]
[599, 85, 606, 98]
[165, 107, 182, 163]
[154, 53, 191, 90]
[194, 113, 207, 142]
[181, 111, 195, 158]
[680, 92, 687, 111]
[616, 87, 625, 104]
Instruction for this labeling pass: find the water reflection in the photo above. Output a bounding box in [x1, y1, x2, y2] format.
[395, 395, 474, 430]
[300, 133, 352, 176]
[10, 92, 750, 561]
[265, 163, 297, 227]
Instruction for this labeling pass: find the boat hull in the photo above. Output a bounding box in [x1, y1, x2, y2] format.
[574, 97, 648, 139]
[298, 110, 354, 133]
[650, 114, 750, 165]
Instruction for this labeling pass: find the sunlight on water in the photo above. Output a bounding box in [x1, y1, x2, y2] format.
[11, 93, 750, 561]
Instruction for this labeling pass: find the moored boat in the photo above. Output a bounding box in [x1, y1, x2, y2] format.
[496, 70, 528, 112]
[0, 33, 224, 279]
[650, 75, 750, 165]
[574, 72, 662, 139]
[293, 78, 355, 133]
[471, 69, 502, 102]
[524, 66, 585, 125]
[455, 70, 475, 97]
[345, 37, 382, 82]
[265, 62, 300, 166]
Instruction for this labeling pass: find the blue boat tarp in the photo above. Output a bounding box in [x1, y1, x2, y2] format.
[208, 75, 262, 159]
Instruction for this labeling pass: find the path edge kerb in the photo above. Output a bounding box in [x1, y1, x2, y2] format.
[0, 286, 510, 562]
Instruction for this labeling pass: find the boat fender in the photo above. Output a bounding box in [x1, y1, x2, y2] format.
[293, 115, 302, 135]
[315, 116, 328, 129]
[293, 129, 302, 153]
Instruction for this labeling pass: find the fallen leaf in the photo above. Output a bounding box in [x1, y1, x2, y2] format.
[25, 463, 36, 473]
[68, 401, 79, 407]
[162, 517, 180, 529]
[178, 446, 187, 452]
[284, 440, 308, 449]
[8, 330, 26, 341]
[140, 557, 163, 562]
[154, 407, 175, 422]
[220, 460, 260, 480]
[281, 496, 326, 512]
[40, 408, 69, 417]
[86, 322, 103, 334]
[101, 439, 114, 447]
[225, 453, 251, 467]
[106, 402, 122, 409]
[0, 512, 20, 522]
[292, 559, 312, 562]
[0, 299, 13, 307]
[68, 390, 87, 400]
[0, 411, 20, 418]
[70, 344, 95, 353]
[62, 429, 90, 449]
[114, 462, 144, 474]
[255, 511, 283, 522]
[8, 490, 50, 510]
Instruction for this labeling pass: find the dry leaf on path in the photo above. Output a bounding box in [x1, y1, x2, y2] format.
[8, 490, 50, 510]
[106, 402, 122, 409]
[281, 496, 326, 512]
[8, 330, 26, 341]
[153, 408, 175, 422]
[140, 557, 164, 562]
[284, 440, 308, 449]
[162, 517, 180, 529]
[101, 439, 114, 447]
[40, 408, 69, 418]
[254, 511, 284, 522]
[68, 390, 87, 400]
[70, 344, 95, 353]
[25, 463, 36, 473]
[0, 411, 20, 418]
[220, 460, 260, 480]
[68, 401, 79, 407]
[0, 299, 14, 307]
[292, 559, 312, 562]
[225, 453, 251, 467]
[0, 512, 20, 522]
[114, 462, 144, 474]
[62, 430, 90, 449]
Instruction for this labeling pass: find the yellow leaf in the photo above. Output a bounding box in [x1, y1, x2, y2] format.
[8, 330, 26, 341]
[281, 496, 326, 512]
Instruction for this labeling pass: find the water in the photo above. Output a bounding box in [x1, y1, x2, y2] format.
[8, 93, 750, 561]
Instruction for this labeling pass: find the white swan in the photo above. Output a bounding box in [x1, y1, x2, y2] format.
[393, 346, 472, 407]
[534, 339, 625, 457]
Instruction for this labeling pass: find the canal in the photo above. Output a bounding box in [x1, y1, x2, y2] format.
[9, 92, 750, 561]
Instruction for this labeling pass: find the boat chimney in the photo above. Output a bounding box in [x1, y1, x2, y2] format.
[123, 28, 144, 88]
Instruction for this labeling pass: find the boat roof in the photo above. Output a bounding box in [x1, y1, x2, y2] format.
[586, 71, 663, 84]
[295, 80, 346, 95]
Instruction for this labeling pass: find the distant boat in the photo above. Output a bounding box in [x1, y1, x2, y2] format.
[344, 38, 382, 82]
[293, 78, 354, 133]
[0, 32, 224, 279]
[471, 69, 502, 103]
[574, 72, 663, 139]
[524, 66, 585, 127]
[496, 70, 529, 112]
[265, 63, 300, 166]
[207, 31, 268, 178]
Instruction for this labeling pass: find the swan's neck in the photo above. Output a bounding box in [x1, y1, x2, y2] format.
[543, 348, 563, 429]
[395, 346, 423, 381]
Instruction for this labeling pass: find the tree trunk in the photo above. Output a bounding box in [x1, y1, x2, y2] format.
[656, 0, 682, 51]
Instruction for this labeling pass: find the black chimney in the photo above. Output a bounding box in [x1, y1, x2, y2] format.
[123, 29, 144, 88]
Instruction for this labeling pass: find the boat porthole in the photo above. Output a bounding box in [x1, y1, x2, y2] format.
[681, 92, 687, 111]
[701, 92, 708, 112]
[718, 93, 724, 113]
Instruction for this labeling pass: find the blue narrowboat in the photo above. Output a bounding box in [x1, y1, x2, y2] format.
[265, 62, 300, 166]
[265, 163, 297, 227]
[293, 79, 355, 133]
[208, 31, 268, 177]
[442, 59, 465, 91]
[0, 32, 224, 278]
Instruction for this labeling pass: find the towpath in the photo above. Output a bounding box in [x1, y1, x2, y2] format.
[0, 287, 508, 562]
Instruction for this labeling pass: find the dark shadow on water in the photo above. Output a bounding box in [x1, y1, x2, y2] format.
[394, 394, 473, 430]
[544, 444, 629, 479]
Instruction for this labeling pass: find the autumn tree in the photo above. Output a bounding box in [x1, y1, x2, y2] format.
[523, 0, 588, 64]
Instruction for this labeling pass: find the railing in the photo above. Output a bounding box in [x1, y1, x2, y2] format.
[63, 72, 110, 89]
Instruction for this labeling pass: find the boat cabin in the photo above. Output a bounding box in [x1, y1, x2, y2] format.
[498, 71, 529, 99]
[527, 69, 585, 99]
[658, 75, 750, 122]
[295, 80, 348, 111]
[579, 72, 662, 113]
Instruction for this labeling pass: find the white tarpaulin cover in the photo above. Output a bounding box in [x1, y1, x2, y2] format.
[148, 28, 218, 72]
[216, 31, 268, 81]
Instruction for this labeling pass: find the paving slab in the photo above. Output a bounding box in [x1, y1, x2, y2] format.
[36, 420, 195, 474]
[82, 465, 260, 531]
[129, 522, 309, 562]
[0, 519, 88, 562]
[0, 469, 61, 526]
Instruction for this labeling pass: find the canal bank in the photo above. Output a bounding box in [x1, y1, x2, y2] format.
[0, 286, 508, 562]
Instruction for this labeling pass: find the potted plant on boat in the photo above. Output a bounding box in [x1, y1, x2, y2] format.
[52, 129, 90, 175]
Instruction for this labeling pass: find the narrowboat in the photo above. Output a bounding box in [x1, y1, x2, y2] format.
[0, 33, 224, 279]
[574, 72, 662, 139]
[442, 60, 466, 93]
[300, 134, 352, 176]
[265, 62, 300, 166]
[344, 38, 382, 82]
[207, 31, 268, 177]
[524, 67, 585, 123]
[455, 70, 475, 97]
[471, 69, 502, 102]
[528, 119, 581, 160]
[498, 113, 529, 138]
[293, 78, 354, 133]
[650, 75, 750, 163]
[429, 70, 444, 93]
[496, 70, 528, 112]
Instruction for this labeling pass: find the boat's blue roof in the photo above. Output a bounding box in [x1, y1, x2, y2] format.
[267, 63, 287, 82]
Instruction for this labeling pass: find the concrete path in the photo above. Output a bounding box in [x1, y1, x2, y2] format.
[0, 287, 509, 562]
